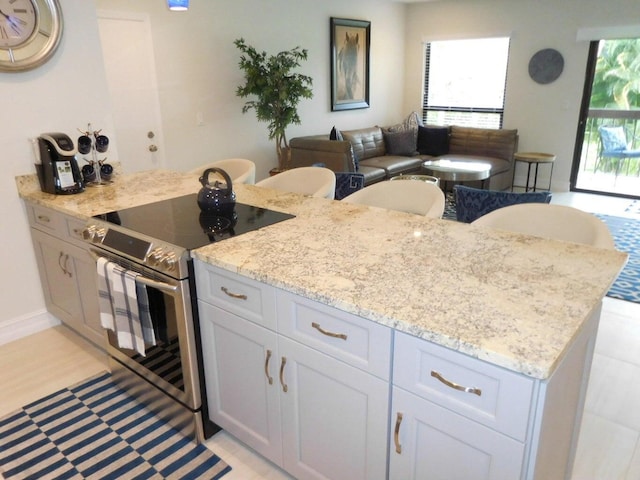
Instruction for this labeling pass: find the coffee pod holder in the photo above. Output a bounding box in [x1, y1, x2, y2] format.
[77, 123, 113, 187]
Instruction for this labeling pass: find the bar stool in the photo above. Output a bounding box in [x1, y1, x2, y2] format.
[512, 152, 555, 192]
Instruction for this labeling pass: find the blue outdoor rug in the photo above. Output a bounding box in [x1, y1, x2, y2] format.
[0, 372, 231, 479]
[596, 214, 640, 304]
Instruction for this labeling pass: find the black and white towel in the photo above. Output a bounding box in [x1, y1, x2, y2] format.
[96, 258, 156, 356]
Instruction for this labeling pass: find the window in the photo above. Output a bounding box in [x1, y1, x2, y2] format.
[423, 37, 510, 129]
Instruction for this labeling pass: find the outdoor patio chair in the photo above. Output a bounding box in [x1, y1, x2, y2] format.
[596, 125, 640, 179]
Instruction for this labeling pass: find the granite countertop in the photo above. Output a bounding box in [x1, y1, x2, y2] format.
[17, 169, 628, 380]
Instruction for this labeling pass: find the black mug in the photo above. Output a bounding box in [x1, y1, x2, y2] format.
[95, 135, 109, 153]
[81, 164, 96, 183]
[100, 163, 113, 181]
[77, 135, 92, 155]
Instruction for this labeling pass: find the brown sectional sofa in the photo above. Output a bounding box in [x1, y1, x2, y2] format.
[290, 122, 519, 191]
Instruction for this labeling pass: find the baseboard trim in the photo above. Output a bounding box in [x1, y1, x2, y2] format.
[0, 310, 61, 346]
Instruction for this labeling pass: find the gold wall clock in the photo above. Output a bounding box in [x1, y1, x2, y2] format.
[0, 0, 63, 72]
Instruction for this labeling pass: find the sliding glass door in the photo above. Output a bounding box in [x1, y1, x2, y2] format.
[571, 38, 640, 199]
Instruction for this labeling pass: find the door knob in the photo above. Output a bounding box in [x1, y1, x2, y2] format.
[149, 145, 158, 152]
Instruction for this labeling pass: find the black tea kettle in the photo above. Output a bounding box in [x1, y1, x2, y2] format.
[197, 167, 236, 216]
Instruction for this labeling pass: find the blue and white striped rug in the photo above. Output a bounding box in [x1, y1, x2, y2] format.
[0, 372, 231, 479]
[597, 214, 640, 304]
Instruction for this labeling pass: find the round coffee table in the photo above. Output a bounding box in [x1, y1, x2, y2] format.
[390, 174, 439, 186]
[422, 158, 491, 191]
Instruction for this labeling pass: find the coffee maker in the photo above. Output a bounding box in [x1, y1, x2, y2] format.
[35, 133, 84, 195]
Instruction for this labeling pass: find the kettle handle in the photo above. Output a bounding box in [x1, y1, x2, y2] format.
[200, 167, 233, 194]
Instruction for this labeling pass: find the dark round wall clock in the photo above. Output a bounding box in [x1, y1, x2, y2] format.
[528, 48, 564, 85]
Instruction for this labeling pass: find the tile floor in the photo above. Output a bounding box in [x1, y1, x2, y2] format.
[1, 192, 638, 480]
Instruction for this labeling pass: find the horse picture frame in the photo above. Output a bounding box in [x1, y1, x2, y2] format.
[330, 17, 370, 111]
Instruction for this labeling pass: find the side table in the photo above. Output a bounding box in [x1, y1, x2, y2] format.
[512, 152, 555, 192]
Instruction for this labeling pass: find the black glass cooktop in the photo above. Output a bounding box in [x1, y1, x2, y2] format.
[95, 194, 294, 250]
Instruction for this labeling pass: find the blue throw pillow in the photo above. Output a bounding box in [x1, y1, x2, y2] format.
[454, 185, 552, 223]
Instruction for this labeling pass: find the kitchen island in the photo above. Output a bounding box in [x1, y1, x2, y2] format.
[17, 169, 627, 479]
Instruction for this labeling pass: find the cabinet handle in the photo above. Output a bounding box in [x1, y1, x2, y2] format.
[37, 214, 51, 223]
[394, 412, 403, 454]
[311, 322, 347, 341]
[264, 349, 273, 385]
[279, 357, 288, 393]
[58, 252, 72, 278]
[431, 370, 482, 396]
[220, 286, 247, 300]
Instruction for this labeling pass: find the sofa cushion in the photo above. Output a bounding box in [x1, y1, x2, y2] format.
[357, 164, 387, 185]
[342, 127, 386, 161]
[360, 156, 424, 176]
[383, 130, 418, 156]
[382, 111, 422, 147]
[417, 126, 450, 156]
[449, 126, 518, 162]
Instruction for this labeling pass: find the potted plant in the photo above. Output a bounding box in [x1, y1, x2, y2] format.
[234, 38, 313, 173]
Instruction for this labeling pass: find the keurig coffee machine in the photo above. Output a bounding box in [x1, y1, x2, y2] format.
[36, 133, 84, 195]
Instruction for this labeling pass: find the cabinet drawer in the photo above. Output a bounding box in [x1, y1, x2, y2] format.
[28, 204, 64, 235]
[394, 331, 533, 441]
[64, 215, 87, 247]
[277, 290, 392, 380]
[194, 261, 277, 330]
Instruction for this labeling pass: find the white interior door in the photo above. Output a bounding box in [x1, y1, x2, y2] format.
[97, 11, 166, 172]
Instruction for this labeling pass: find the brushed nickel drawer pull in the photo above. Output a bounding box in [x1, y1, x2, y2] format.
[37, 214, 51, 223]
[264, 349, 273, 385]
[311, 322, 347, 340]
[279, 357, 288, 393]
[394, 412, 403, 454]
[220, 286, 247, 300]
[431, 370, 482, 396]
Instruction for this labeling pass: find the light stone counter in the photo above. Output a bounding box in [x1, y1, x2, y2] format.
[17, 169, 628, 379]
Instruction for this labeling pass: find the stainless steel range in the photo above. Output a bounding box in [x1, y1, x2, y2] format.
[83, 193, 294, 442]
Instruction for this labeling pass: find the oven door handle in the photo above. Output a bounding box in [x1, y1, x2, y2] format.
[89, 250, 178, 294]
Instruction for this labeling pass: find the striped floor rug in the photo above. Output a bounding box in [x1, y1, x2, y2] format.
[596, 214, 640, 304]
[0, 372, 231, 479]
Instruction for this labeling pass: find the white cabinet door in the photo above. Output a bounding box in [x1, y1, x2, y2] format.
[198, 301, 283, 465]
[31, 228, 84, 325]
[279, 335, 389, 480]
[390, 387, 525, 480]
[30, 228, 103, 347]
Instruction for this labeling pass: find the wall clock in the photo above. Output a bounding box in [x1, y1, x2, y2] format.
[0, 0, 63, 72]
[528, 48, 564, 85]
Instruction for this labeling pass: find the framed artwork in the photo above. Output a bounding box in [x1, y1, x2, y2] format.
[330, 17, 370, 111]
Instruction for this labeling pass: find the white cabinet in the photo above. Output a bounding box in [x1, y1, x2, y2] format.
[390, 331, 531, 479]
[195, 260, 599, 480]
[196, 261, 391, 480]
[27, 203, 104, 348]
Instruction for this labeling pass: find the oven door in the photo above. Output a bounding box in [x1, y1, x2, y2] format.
[90, 248, 201, 411]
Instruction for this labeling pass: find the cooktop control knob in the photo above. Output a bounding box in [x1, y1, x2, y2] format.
[162, 252, 178, 272]
[82, 225, 96, 241]
[95, 228, 107, 242]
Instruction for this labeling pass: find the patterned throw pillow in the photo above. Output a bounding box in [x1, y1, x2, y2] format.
[383, 130, 418, 156]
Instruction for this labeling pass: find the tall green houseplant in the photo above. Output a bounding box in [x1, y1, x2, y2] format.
[234, 38, 313, 171]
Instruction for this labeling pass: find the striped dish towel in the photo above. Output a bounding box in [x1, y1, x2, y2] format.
[95, 258, 157, 356]
[109, 264, 146, 356]
[96, 257, 115, 330]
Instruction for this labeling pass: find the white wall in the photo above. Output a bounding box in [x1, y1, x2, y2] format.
[403, 0, 640, 191]
[0, 0, 112, 328]
[96, 0, 407, 181]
